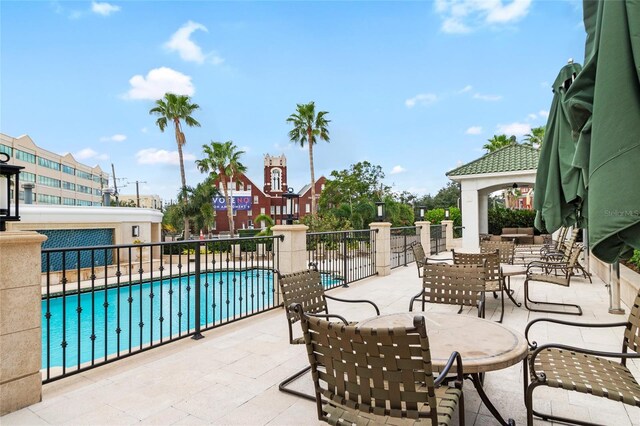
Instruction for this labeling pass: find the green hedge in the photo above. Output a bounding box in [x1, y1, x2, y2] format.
[487, 207, 546, 235]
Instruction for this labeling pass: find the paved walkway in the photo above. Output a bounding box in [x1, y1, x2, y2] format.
[3, 262, 639, 425]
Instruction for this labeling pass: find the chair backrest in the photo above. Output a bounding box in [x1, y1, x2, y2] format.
[560, 228, 580, 257]
[452, 250, 500, 282]
[422, 262, 486, 308]
[278, 268, 327, 343]
[411, 242, 426, 270]
[480, 240, 515, 264]
[297, 307, 440, 424]
[623, 290, 640, 355]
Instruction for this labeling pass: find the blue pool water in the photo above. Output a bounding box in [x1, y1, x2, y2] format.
[42, 269, 339, 369]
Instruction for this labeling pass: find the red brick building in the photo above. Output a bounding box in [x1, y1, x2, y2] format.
[211, 154, 326, 234]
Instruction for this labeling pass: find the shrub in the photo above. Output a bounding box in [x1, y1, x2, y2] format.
[487, 207, 546, 235]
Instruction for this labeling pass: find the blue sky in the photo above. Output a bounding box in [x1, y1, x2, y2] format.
[1, 0, 586, 202]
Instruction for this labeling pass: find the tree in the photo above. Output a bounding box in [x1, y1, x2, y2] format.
[433, 181, 460, 209]
[254, 214, 275, 236]
[319, 161, 389, 210]
[523, 126, 545, 149]
[483, 134, 516, 153]
[149, 93, 201, 239]
[286, 102, 330, 215]
[196, 141, 246, 236]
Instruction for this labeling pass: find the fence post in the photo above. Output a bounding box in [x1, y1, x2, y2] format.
[442, 220, 454, 251]
[342, 232, 349, 287]
[416, 221, 431, 254]
[192, 241, 203, 340]
[272, 224, 309, 303]
[370, 222, 391, 276]
[0, 231, 48, 415]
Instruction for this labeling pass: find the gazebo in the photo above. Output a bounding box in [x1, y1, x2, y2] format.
[446, 144, 539, 250]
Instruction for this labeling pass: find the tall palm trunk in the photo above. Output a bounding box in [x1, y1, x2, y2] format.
[307, 128, 316, 215]
[221, 173, 234, 236]
[175, 120, 190, 240]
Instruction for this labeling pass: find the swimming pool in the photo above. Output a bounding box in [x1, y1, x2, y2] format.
[42, 269, 338, 370]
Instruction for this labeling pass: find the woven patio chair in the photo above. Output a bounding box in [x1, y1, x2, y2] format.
[292, 303, 466, 425]
[480, 240, 515, 265]
[412, 242, 451, 277]
[409, 262, 486, 318]
[451, 250, 505, 322]
[276, 264, 380, 401]
[523, 289, 640, 425]
[523, 244, 584, 315]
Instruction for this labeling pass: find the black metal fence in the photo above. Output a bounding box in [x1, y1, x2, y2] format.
[390, 226, 421, 269]
[430, 224, 446, 254]
[306, 229, 377, 288]
[41, 235, 282, 383]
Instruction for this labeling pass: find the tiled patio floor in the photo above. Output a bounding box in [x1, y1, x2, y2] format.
[3, 261, 639, 425]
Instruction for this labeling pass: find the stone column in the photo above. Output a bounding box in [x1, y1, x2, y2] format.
[478, 193, 489, 234]
[0, 231, 48, 415]
[370, 222, 391, 277]
[415, 221, 431, 255]
[442, 220, 454, 251]
[461, 186, 480, 250]
[271, 224, 309, 275]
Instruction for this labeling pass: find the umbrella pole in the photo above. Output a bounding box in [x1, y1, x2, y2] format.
[582, 229, 590, 275]
[608, 261, 625, 314]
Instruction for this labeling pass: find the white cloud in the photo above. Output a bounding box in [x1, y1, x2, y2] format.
[99, 134, 126, 142]
[91, 1, 120, 16]
[141, 127, 148, 133]
[74, 148, 109, 161]
[405, 93, 438, 108]
[473, 93, 502, 101]
[527, 113, 537, 120]
[164, 21, 208, 64]
[123, 67, 195, 100]
[390, 165, 406, 175]
[457, 85, 473, 94]
[434, 0, 532, 34]
[538, 109, 549, 119]
[496, 122, 531, 136]
[135, 148, 196, 165]
[465, 126, 482, 135]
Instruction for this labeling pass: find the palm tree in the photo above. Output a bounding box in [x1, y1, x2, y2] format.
[523, 126, 545, 149]
[254, 214, 275, 236]
[149, 93, 201, 240]
[482, 134, 517, 153]
[196, 141, 246, 236]
[286, 102, 330, 215]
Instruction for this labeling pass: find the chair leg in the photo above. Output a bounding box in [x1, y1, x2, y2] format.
[497, 286, 505, 323]
[526, 381, 600, 426]
[279, 365, 315, 401]
[524, 278, 583, 315]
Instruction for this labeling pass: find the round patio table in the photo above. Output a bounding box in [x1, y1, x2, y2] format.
[358, 312, 527, 426]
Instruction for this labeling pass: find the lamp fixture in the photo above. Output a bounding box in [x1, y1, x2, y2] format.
[0, 153, 24, 232]
[375, 201, 385, 221]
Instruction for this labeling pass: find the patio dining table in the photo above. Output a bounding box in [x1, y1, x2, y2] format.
[359, 312, 527, 426]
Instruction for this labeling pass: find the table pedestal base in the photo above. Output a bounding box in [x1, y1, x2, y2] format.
[467, 373, 515, 426]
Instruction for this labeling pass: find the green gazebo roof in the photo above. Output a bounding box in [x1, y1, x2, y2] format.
[446, 143, 539, 177]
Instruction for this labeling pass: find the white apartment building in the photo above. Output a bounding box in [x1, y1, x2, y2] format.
[0, 133, 109, 206]
[117, 194, 163, 210]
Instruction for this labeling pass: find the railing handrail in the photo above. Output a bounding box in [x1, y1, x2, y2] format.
[306, 229, 375, 237]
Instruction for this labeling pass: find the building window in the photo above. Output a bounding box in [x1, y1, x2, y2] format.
[321, 184, 325, 190]
[270, 206, 275, 215]
[261, 207, 265, 214]
[62, 165, 75, 175]
[62, 181, 76, 191]
[93, 188, 102, 196]
[239, 182, 244, 191]
[270, 168, 281, 191]
[76, 170, 92, 180]
[62, 197, 75, 206]
[76, 200, 92, 206]
[305, 203, 310, 213]
[38, 176, 61, 188]
[247, 219, 253, 228]
[37, 194, 61, 204]
[254, 196, 259, 203]
[102, 178, 109, 186]
[15, 149, 36, 164]
[20, 171, 36, 183]
[92, 175, 102, 183]
[0, 144, 13, 156]
[38, 157, 61, 170]
[77, 184, 92, 194]
[247, 210, 252, 216]
[247, 185, 252, 191]
[275, 206, 281, 214]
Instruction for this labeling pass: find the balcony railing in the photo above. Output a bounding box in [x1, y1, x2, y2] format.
[430, 224, 446, 254]
[390, 226, 420, 269]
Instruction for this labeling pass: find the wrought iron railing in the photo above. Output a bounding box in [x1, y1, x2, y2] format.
[390, 226, 421, 269]
[41, 235, 282, 383]
[306, 229, 377, 288]
[430, 224, 446, 254]
[454, 225, 464, 239]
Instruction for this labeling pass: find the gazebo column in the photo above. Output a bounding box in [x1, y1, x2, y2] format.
[478, 193, 489, 234]
[461, 186, 480, 250]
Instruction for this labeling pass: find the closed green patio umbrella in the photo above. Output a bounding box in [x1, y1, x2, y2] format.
[565, 0, 640, 263]
[534, 62, 583, 233]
